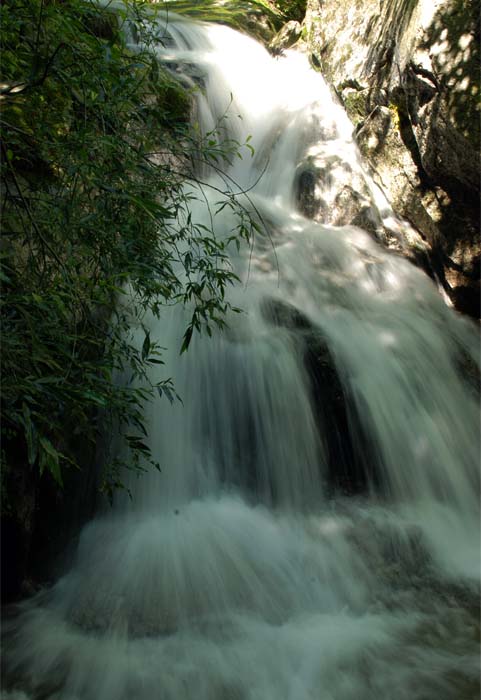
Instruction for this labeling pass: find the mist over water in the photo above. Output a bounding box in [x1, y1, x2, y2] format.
[3, 14, 480, 700]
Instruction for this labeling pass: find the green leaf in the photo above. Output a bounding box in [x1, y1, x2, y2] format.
[141, 330, 150, 361]
[39, 437, 63, 486]
[82, 390, 108, 406]
[162, 385, 174, 404]
[180, 326, 193, 354]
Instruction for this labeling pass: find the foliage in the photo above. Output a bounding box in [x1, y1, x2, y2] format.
[0, 0, 258, 500]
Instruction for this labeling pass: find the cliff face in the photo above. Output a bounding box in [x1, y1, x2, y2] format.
[303, 0, 480, 317]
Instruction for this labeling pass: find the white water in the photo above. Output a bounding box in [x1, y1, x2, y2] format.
[4, 15, 480, 700]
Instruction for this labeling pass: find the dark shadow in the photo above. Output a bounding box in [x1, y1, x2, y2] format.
[421, 0, 480, 147]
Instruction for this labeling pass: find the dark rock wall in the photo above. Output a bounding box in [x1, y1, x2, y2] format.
[1, 428, 99, 602]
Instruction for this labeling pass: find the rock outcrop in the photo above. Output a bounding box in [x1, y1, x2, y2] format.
[304, 0, 480, 317]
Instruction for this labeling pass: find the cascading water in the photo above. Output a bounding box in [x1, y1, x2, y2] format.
[3, 13, 480, 700]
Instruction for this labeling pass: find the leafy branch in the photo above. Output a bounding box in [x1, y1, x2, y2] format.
[0, 0, 261, 503]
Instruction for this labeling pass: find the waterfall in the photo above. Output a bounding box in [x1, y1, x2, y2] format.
[3, 14, 480, 700]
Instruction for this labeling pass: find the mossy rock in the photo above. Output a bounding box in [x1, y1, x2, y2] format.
[341, 89, 368, 124]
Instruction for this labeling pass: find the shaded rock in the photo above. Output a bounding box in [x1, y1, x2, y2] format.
[84, 9, 118, 41]
[350, 206, 384, 238]
[355, 106, 392, 156]
[1, 425, 99, 603]
[269, 20, 302, 55]
[1, 436, 37, 602]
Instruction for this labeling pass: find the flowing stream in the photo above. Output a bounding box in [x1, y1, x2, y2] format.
[4, 14, 480, 700]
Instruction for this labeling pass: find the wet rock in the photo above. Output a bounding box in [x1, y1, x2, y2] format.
[304, 335, 381, 495]
[260, 297, 313, 330]
[350, 518, 431, 583]
[261, 298, 382, 495]
[294, 153, 385, 232]
[295, 166, 324, 219]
